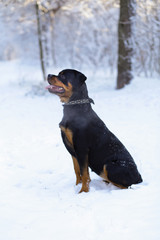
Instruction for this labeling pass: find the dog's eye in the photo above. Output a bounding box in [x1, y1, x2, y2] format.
[60, 74, 65, 80]
[58, 72, 68, 85]
[59, 72, 65, 80]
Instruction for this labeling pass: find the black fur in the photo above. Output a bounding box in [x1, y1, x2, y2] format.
[47, 69, 142, 190]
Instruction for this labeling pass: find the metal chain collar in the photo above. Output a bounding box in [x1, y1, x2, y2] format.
[63, 98, 94, 106]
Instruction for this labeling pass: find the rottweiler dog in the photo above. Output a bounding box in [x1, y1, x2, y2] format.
[46, 69, 142, 193]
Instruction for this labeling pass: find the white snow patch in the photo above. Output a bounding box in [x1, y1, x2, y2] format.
[0, 61, 160, 240]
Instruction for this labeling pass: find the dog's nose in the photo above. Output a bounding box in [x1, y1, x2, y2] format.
[48, 74, 54, 80]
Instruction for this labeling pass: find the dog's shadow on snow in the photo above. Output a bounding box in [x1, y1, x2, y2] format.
[89, 178, 145, 192]
[75, 178, 120, 193]
[90, 179, 119, 192]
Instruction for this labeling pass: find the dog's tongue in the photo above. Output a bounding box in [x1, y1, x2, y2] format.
[45, 85, 64, 93]
[45, 85, 52, 90]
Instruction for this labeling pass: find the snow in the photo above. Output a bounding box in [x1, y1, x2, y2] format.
[0, 61, 160, 240]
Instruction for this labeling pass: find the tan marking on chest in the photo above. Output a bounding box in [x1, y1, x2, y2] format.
[60, 126, 73, 146]
[59, 82, 73, 103]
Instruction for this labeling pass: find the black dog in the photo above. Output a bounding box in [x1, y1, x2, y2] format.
[46, 69, 142, 193]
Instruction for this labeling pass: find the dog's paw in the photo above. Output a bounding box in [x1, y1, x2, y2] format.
[78, 185, 89, 193]
[76, 176, 82, 185]
[76, 179, 82, 185]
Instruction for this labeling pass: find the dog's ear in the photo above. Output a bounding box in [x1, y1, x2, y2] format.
[79, 72, 87, 84]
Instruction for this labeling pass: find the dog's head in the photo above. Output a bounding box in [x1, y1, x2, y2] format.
[46, 69, 87, 103]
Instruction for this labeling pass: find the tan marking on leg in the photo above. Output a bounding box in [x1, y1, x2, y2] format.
[72, 156, 82, 185]
[60, 126, 91, 192]
[60, 126, 82, 185]
[100, 165, 110, 182]
[100, 165, 127, 189]
[112, 183, 127, 189]
[79, 160, 91, 193]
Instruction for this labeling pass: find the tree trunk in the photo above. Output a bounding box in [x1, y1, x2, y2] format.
[116, 0, 136, 89]
[35, 1, 46, 81]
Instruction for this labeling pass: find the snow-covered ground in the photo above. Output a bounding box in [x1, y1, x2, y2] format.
[0, 61, 160, 240]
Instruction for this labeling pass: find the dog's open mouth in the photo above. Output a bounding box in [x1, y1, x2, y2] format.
[45, 85, 65, 94]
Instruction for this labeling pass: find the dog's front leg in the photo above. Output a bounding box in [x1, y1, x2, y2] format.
[74, 151, 90, 193]
[72, 156, 82, 185]
[79, 160, 90, 193]
[73, 131, 91, 193]
[72, 155, 91, 192]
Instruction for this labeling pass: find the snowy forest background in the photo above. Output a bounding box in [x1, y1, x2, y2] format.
[0, 0, 160, 81]
[0, 1, 160, 239]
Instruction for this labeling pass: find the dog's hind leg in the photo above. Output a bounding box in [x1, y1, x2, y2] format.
[100, 165, 128, 189]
